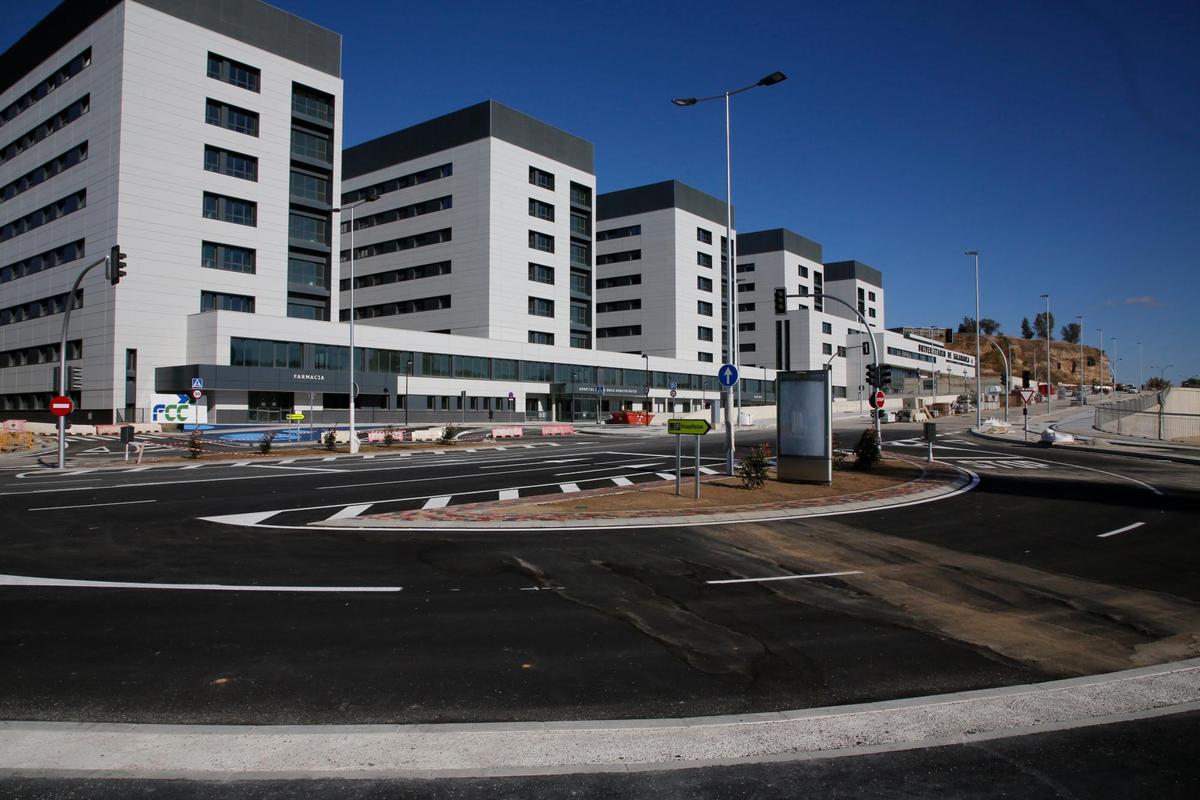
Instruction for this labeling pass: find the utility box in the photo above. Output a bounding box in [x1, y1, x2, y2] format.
[119, 425, 135, 444]
[924, 422, 937, 441]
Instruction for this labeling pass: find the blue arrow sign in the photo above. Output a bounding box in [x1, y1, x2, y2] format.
[175, 393, 190, 404]
[718, 363, 739, 388]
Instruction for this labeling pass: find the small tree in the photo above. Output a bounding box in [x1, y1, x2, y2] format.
[1060, 322, 1081, 344]
[853, 428, 882, 471]
[1183, 377, 1200, 389]
[737, 443, 771, 489]
[957, 316, 976, 333]
[258, 431, 276, 454]
[186, 429, 203, 459]
[1020, 317, 1035, 339]
[979, 318, 1001, 336]
[1145, 377, 1171, 391]
[1034, 311, 1055, 340]
[382, 426, 396, 447]
[323, 429, 337, 450]
[440, 424, 463, 444]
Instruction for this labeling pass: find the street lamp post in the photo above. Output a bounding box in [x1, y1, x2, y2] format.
[1137, 342, 1143, 391]
[673, 70, 786, 475]
[1096, 328, 1104, 393]
[405, 357, 412, 427]
[1111, 338, 1118, 389]
[1076, 315, 1084, 402]
[1040, 294, 1051, 412]
[332, 190, 379, 453]
[964, 251, 981, 427]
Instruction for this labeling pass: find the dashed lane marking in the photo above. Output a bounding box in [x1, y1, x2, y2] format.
[1098, 522, 1146, 539]
[325, 503, 373, 521]
[0, 573, 402, 593]
[423, 496, 451, 510]
[28, 499, 157, 512]
[498, 489, 519, 501]
[611, 476, 633, 487]
[707, 570, 864, 585]
[559, 483, 581, 493]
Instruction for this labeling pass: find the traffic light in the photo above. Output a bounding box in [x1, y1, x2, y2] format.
[1022, 370, 1031, 388]
[773, 287, 787, 314]
[865, 364, 878, 387]
[879, 365, 893, 389]
[107, 245, 127, 285]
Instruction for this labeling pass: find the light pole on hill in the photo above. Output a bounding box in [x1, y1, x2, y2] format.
[964, 251, 981, 427]
[1076, 315, 1084, 400]
[1040, 294, 1051, 412]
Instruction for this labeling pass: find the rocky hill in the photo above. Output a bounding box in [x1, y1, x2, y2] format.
[944, 333, 1112, 387]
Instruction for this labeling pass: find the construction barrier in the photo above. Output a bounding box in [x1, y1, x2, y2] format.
[540, 424, 574, 437]
[95, 424, 122, 435]
[0, 431, 34, 451]
[366, 428, 407, 443]
[2, 419, 26, 431]
[491, 426, 523, 439]
[411, 428, 445, 442]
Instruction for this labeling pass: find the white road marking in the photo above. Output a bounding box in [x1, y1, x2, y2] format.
[423, 496, 451, 509]
[325, 503, 372, 521]
[707, 570, 863, 585]
[178, 464, 204, 470]
[199, 510, 281, 527]
[1097, 522, 1146, 539]
[248, 464, 346, 473]
[29, 499, 157, 512]
[232, 461, 251, 467]
[559, 483, 580, 493]
[123, 466, 153, 473]
[656, 472, 675, 480]
[699, 466, 719, 475]
[611, 477, 633, 487]
[498, 489, 519, 501]
[554, 462, 662, 476]
[0, 573, 402, 593]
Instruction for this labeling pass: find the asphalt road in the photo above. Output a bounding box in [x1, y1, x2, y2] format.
[0, 421, 1197, 727]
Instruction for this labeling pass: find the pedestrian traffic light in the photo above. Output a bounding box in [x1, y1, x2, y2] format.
[107, 245, 127, 286]
[879, 365, 893, 389]
[865, 364, 878, 387]
[773, 287, 787, 314]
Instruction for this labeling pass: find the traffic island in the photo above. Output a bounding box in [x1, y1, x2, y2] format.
[335, 456, 970, 529]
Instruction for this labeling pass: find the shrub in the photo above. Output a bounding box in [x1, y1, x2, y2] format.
[382, 426, 396, 447]
[258, 431, 276, 455]
[441, 424, 463, 444]
[737, 442, 771, 489]
[323, 429, 337, 450]
[186, 429, 203, 459]
[832, 433, 848, 471]
[852, 428, 882, 471]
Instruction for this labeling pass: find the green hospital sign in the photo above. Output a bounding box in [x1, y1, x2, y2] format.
[667, 419, 712, 436]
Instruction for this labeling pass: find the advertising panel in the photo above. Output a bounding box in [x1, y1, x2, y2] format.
[151, 393, 208, 425]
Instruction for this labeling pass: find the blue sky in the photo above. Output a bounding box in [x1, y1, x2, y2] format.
[5, 0, 1198, 383]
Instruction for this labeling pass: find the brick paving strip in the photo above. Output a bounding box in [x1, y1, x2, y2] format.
[335, 457, 973, 529]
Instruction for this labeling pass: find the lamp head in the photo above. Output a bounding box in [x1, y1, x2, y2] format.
[757, 71, 787, 86]
[964, 250, 978, 256]
[671, 97, 697, 106]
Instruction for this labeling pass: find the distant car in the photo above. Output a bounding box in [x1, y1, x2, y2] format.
[1039, 428, 1076, 446]
[871, 409, 891, 423]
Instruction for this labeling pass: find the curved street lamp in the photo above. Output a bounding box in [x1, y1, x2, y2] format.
[332, 188, 379, 453]
[672, 71, 787, 475]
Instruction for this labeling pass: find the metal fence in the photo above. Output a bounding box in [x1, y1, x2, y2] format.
[1093, 389, 1200, 442]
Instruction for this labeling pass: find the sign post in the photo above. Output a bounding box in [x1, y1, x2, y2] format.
[718, 363, 739, 476]
[1019, 388, 1036, 441]
[667, 419, 712, 498]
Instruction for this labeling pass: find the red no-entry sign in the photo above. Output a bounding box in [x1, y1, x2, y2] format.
[50, 395, 74, 417]
[869, 390, 885, 409]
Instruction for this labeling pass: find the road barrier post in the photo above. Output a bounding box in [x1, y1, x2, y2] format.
[694, 435, 701, 498]
[675, 433, 682, 496]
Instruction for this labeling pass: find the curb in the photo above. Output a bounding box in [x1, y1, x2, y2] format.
[968, 428, 1200, 465]
[2, 659, 1196, 779]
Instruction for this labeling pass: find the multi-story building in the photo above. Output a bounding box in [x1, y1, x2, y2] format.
[594, 180, 730, 365]
[340, 101, 597, 350]
[0, 0, 343, 421]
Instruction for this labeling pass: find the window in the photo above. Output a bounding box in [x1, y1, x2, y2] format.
[528, 296, 555, 317]
[529, 231, 554, 253]
[1, 239, 84, 284]
[349, 295, 451, 319]
[344, 228, 452, 260]
[1, 95, 89, 166]
[596, 249, 640, 265]
[204, 145, 257, 181]
[798, 265, 809, 278]
[740, 343, 756, 353]
[230, 338, 301, 368]
[698, 352, 714, 363]
[290, 171, 328, 203]
[698, 301, 713, 316]
[205, 99, 258, 136]
[570, 241, 589, 267]
[697, 227, 713, 244]
[697, 276, 713, 293]
[453, 355, 490, 380]
[529, 166, 555, 190]
[287, 257, 325, 288]
[529, 263, 555, 285]
[739, 282, 755, 292]
[343, 260, 451, 290]
[492, 359, 519, 380]
[822, 343, 833, 355]
[1, 48, 90, 130]
[0, 289, 81, 327]
[596, 299, 641, 313]
[289, 212, 327, 245]
[421, 353, 452, 377]
[821, 322, 832, 334]
[597, 325, 641, 338]
[596, 273, 641, 290]
[343, 163, 452, 203]
[570, 182, 591, 207]
[869, 291, 876, 301]
[202, 242, 255, 274]
[737, 302, 755, 312]
[346, 196, 452, 230]
[208, 53, 259, 91]
[697, 252, 712, 268]
[570, 213, 590, 236]
[858, 287, 865, 299]
[292, 83, 334, 122]
[698, 326, 713, 342]
[287, 302, 327, 321]
[2, 142, 88, 202]
[738, 321, 756, 332]
[570, 301, 589, 325]
[571, 333, 590, 349]
[597, 224, 640, 241]
[528, 331, 555, 345]
[869, 308, 877, 318]
[529, 198, 554, 221]
[201, 192, 255, 226]
[736, 262, 755, 273]
[291, 127, 330, 162]
[1, 189, 86, 243]
[201, 290, 254, 313]
[570, 270, 591, 295]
